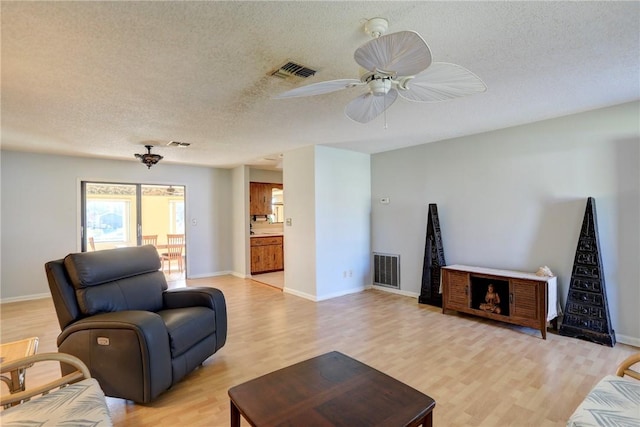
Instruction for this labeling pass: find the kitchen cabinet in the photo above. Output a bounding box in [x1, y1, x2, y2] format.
[250, 183, 272, 216]
[250, 236, 284, 274]
[250, 182, 283, 216]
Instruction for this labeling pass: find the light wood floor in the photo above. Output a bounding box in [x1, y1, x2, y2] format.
[1, 275, 637, 426]
[251, 270, 284, 289]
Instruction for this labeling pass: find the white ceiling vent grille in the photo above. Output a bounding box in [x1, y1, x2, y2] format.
[167, 141, 190, 147]
[271, 61, 317, 80]
[373, 252, 400, 289]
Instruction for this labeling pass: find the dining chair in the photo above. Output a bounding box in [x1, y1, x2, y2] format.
[161, 234, 184, 274]
[142, 235, 158, 247]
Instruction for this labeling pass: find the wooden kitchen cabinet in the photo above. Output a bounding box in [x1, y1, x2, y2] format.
[250, 236, 284, 274]
[250, 182, 272, 216]
[250, 182, 283, 216]
[441, 265, 558, 339]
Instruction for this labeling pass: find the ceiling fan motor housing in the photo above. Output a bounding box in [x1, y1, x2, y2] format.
[365, 17, 389, 38]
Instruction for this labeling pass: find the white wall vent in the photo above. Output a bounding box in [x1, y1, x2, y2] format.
[167, 141, 191, 147]
[373, 253, 400, 289]
[271, 61, 317, 80]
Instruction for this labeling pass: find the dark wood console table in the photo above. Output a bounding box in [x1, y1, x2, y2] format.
[442, 265, 558, 339]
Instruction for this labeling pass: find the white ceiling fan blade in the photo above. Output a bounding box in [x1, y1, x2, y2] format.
[274, 79, 363, 99]
[345, 90, 398, 123]
[398, 62, 487, 102]
[354, 31, 432, 76]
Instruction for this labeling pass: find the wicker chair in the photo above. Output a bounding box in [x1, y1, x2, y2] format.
[1, 352, 112, 426]
[567, 352, 640, 426]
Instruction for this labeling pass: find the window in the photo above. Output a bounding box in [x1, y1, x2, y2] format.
[86, 199, 130, 243]
[169, 200, 185, 234]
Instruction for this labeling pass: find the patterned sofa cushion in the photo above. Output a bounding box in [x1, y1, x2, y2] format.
[567, 375, 640, 426]
[0, 378, 112, 427]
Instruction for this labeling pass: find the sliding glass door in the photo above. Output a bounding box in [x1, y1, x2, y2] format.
[81, 182, 185, 260]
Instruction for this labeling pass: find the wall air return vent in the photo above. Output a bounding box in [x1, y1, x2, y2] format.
[271, 61, 317, 80]
[373, 253, 400, 289]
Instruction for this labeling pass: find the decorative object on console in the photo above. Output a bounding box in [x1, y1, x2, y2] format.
[559, 197, 615, 347]
[134, 145, 163, 169]
[419, 203, 446, 307]
[536, 266, 554, 277]
[275, 17, 486, 124]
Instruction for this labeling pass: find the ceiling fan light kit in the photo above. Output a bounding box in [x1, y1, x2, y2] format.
[275, 17, 487, 124]
[369, 78, 391, 96]
[134, 145, 163, 169]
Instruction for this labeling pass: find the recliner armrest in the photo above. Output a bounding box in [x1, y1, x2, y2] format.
[58, 310, 168, 345]
[163, 287, 225, 311]
[163, 287, 227, 350]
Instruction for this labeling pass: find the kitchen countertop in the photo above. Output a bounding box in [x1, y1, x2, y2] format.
[250, 232, 284, 237]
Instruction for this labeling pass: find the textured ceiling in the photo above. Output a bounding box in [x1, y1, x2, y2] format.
[2, 1, 639, 169]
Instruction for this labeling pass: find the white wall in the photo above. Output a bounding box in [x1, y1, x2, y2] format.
[315, 146, 371, 300]
[231, 165, 250, 277]
[371, 101, 640, 345]
[249, 168, 283, 184]
[282, 146, 317, 298]
[1, 151, 233, 300]
[283, 146, 371, 301]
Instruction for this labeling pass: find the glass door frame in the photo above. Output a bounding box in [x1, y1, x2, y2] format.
[80, 181, 186, 260]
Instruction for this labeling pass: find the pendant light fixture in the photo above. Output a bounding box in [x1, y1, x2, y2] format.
[135, 145, 163, 169]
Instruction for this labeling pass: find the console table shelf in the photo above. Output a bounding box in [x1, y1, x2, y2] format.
[441, 265, 558, 339]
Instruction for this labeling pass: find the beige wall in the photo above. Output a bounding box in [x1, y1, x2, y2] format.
[371, 101, 640, 346]
[141, 195, 184, 246]
[0, 152, 232, 300]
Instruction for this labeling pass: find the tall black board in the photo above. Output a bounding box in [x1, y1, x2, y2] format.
[419, 204, 446, 307]
[559, 197, 615, 347]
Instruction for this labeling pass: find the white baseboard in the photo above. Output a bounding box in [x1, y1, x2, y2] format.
[0, 293, 51, 304]
[371, 285, 420, 299]
[616, 334, 640, 348]
[282, 287, 317, 301]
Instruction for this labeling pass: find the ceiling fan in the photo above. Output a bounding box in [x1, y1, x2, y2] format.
[275, 18, 487, 124]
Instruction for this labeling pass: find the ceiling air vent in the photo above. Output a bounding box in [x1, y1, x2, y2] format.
[271, 61, 317, 80]
[167, 141, 190, 147]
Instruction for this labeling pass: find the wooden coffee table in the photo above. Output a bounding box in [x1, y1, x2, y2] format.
[228, 351, 435, 427]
